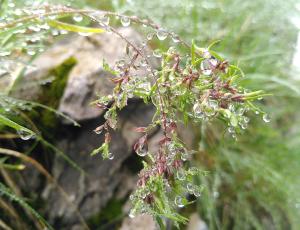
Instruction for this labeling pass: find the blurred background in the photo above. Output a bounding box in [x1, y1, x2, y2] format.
[0, 0, 300, 229]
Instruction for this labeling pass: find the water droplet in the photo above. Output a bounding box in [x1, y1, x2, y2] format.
[108, 152, 114, 160]
[263, 114, 271, 123]
[136, 146, 148, 157]
[193, 189, 201, 197]
[239, 120, 248, 129]
[73, 14, 83, 22]
[186, 183, 194, 193]
[156, 29, 168, 41]
[27, 49, 36, 56]
[176, 170, 185, 180]
[129, 209, 135, 218]
[231, 133, 237, 140]
[116, 59, 126, 68]
[153, 49, 162, 58]
[175, 196, 184, 208]
[237, 107, 245, 116]
[120, 16, 130, 27]
[99, 15, 110, 26]
[94, 127, 103, 135]
[147, 32, 154, 40]
[17, 129, 34, 140]
[193, 103, 204, 119]
[228, 104, 235, 112]
[140, 59, 147, 67]
[200, 59, 212, 76]
[181, 151, 188, 161]
[168, 142, 176, 154]
[228, 126, 235, 134]
[171, 34, 180, 43]
[51, 29, 59, 36]
[244, 116, 250, 123]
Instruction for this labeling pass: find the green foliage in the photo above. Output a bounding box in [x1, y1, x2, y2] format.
[0, 0, 299, 229]
[113, 0, 300, 228]
[0, 182, 53, 230]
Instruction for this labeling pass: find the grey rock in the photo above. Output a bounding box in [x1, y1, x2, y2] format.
[42, 102, 155, 229]
[187, 213, 208, 230]
[119, 214, 158, 230]
[58, 28, 145, 121]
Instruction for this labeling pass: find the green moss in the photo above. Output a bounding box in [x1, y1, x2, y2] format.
[32, 57, 76, 133]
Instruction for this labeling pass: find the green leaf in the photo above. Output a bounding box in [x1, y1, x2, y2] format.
[207, 39, 221, 50]
[47, 20, 105, 34]
[229, 64, 245, 77]
[0, 182, 54, 230]
[0, 113, 35, 135]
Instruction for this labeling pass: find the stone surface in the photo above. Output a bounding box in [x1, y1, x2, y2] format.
[42, 102, 155, 229]
[120, 214, 157, 230]
[57, 28, 145, 121]
[187, 213, 208, 230]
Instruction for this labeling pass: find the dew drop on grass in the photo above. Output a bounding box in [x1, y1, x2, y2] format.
[17, 129, 34, 140]
[27, 49, 36, 56]
[200, 59, 212, 75]
[186, 183, 194, 193]
[181, 151, 188, 161]
[94, 127, 102, 135]
[156, 29, 168, 40]
[228, 126, 235, 134]
[244, 116, 250, 123]
[108, 152, 114, 160]
[153, 49, 162, 58]
[263, 114, 271, 123]
[239, 120, 248, 129]
[193, 189, 201, 197]
[129, 209, 135, 218]
[51, 29, 59, 36]
[147, 32, 154, 40]
[73, 14, 83, 22]
[136, 146, 148, 157]
[140, 59, 147, 67]
[120, 16, 130, 27]
[176, 169, 185, 180]
[193, 103, 204, 118]
[175, 196, 184, 208]
[172, 35, 180, 43]
[100, 15, 110, 26]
